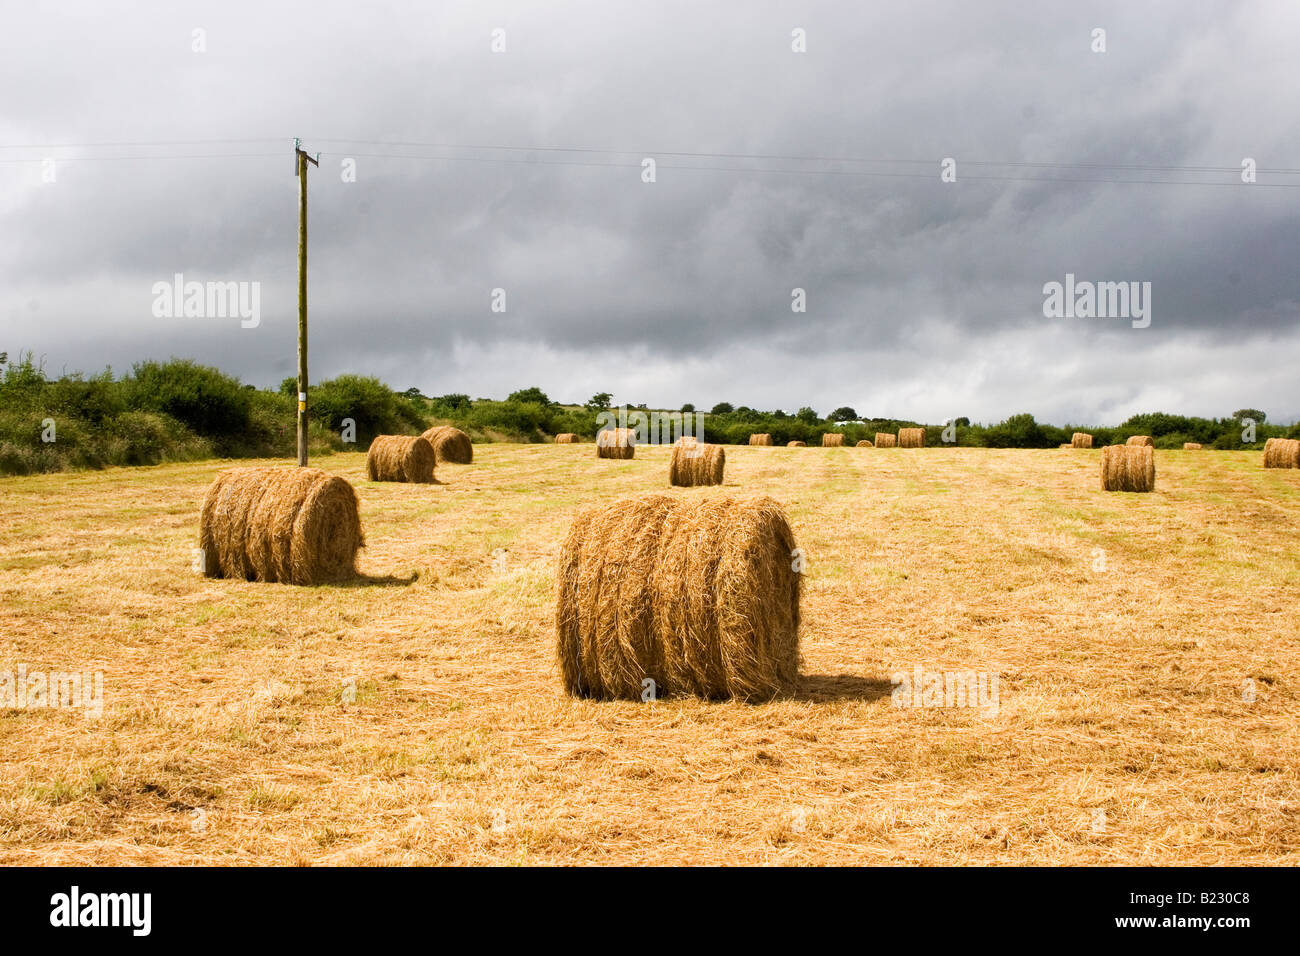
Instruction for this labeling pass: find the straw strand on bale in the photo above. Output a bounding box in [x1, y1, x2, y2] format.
[1101, 444, 1156, 492]
[856, 440, 873, 448]
[596, 427, 636, 459]
[420, 425, 474, 464]
[875, 432, 897, 448]
[898, 427, 925, 448]
[821, 433, 844, 447]
[365, 435, 436, 483]
[668, 441, 725, 487]
[1071, 432, 1094, 449]
[748, 433, 773, 446]
[1126, 435, 1154, 447]
[555, 433, 579, 443]
[556, 494, 800, 700]
[199, 467, 363, 585]
[1264, 437, 1300, 468]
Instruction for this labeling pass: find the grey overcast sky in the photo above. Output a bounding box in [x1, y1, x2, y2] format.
[1, 1, 1297, 424]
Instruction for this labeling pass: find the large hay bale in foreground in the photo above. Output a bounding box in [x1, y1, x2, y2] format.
[856, 440, 873, 448]
[1101, 445, 1155, 492]
[596, 427, 636, 459]
[1071, 432, 1094, 449]
[787, 440, 806, 447]
[198, 467, 362, 585]
[420, 426, 473, 464]
[822, 433, 844, 447]
[669, 441, 725, 487]
[748, 433, 773, 446]
[555, 433, 579, 444]
[1183, 442, 1203, 451]
[899, 427, 925, 448]
[556, 495, 801, 700]
[1126, 435, 1154, 447]
[365, 435, 436, 483]
[1264, 437, 1300, 468]
[875, 432, 897, 448]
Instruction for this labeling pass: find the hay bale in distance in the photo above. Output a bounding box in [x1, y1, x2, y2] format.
[199, 467, 363, 585]
[1071, 432, 1094, 449]
[856, 440, 873, 447]
[555, 433, 580, 444]
[1126, 435, 1154, 447]
[1183, 442, 1203, 450]
[555, 494, 800, 701]
[787, 440, 806, 447]
[822, 433, 844, 447]
[420, 426, 473, 464]
[365, 435, 436, 483]
[875, 432, 898, 448]
[1264, 437, 1300, 469]
[596, 427, 636, 459]
[899, 427, 925, 448]
[748, 433, 774, 446]
[1101, 444, 1156, 492]
[669, 441, 725, 487]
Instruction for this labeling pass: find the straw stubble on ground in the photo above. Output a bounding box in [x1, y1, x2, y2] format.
[0, 446, 1296, 864]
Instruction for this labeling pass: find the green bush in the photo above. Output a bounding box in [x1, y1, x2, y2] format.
[126, 360, 252, 446]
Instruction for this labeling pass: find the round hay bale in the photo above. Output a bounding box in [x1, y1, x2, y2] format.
[875, 432, 898, 448]
[596, 427, 636, 459]
[669, 441, 725, 487]
[1071, 432, 1094, 449]
[787, 440, 806, 447]
[898, 427, 925, 448]
[1101, 444, 1156, 492]
[1183, 442, 1203, 450]
[555, 433, 580, 444]
[199, 467, 363, 585]
[748, 433, 773, 446]
[1125, 435, 1154, 447]
[365, 435, 436, 483]
[1264, 437, 1300, 468]
[856, 440, 873, 448]
[556, 494, 801, 700]
[420, 426, 474, 464]
[821, 433, 845, 447]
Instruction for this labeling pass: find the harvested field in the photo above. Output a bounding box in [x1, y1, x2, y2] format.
[0, 446, 1297, 865]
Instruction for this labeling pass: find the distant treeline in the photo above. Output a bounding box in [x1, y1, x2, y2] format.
[0, 353, 1292, 475]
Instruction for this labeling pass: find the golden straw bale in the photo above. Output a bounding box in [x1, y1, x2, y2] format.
[898, 427, 925, 448]
[365, 435, 436, 483]
[856, 440, 873, 448]
[668, 442, 725, 487]
[1264, 437, 1300, 468]
[199, 467, 363, 585]
[1183, 442, 1203, 450]
[822, 433, 844, 447]
[748, 433, 774, 446]
[596, 427, 636, 459]
[555, 433, 580, 443]
[1126, 435, 1154, 447]
[420, 426, 474, 464]
[787, 440, 806, 447]
[1101, 444, 1156, 492]
[875, 432, 898, 448]
[1071, 432, 1094, 448]
[556, 494, 800, 700]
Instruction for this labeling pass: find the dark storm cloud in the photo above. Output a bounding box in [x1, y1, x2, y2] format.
[1, 0, 1297, 421]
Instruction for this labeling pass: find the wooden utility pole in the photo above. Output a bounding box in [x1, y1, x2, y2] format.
[294, 138, 319, 467]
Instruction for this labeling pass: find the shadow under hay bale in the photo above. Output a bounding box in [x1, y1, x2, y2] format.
[748, 433, 773, 446]
[1101, 444, 1156, 492]
[875, 432, 897, 448]
[1264, 437, 1300, 468]
[1072, 432, 1094, 448]
[556, 494, 801, 701]
[1126, 435, 1154, 447]
[366, 435, 436, 483]
[596, 427, 636, 459]
[555, 433, 580, 443]
[420, 425, 473, 464]
[669, 441, 725, 487]
[899, 428, 925, 448]
[822, 433, 844, 447]
[199, 467, 363, 585]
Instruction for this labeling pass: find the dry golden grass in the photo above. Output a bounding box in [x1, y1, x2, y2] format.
[0, 446, 1297, 865]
